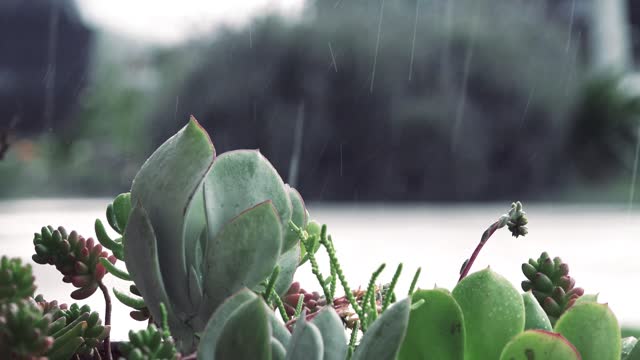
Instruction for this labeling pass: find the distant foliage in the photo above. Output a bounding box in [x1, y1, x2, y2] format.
[150, 0, 582, 201]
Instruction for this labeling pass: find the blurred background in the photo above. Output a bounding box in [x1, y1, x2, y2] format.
[2, 0, 640, 339]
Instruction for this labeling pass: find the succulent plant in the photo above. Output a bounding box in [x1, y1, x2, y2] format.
[119, 324, 178, 360]
[32, 226, 117, 299]
[0, 256, 36, 304]
[58, 303, 110, 355]
[521, 252, 584, 324]
[122, 118, 308, 351]
[0, 299, 53, 359]
[197, 288, 411, 360]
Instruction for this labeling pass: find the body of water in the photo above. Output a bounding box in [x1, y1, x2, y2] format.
[1, 199, 638, 340]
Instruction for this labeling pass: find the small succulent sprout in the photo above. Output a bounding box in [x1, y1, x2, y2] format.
[32, 226, 117, 299]
[505, 201, 528, 238]
[521, 252, 584, 324]
[119, 324, 178, 360]
[58, 303, 110, 355]
[33, 294, 67, 322]
[0, 299, 53, 359]
[0, 256, 36, 304]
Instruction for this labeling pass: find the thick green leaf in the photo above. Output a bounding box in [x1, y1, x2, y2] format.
[622, 337, 639, 360]
[286, 312, 323, 360]
[555, 302, 621, 360]
[274, 243, 301, 297]
[215, 297, 272, 360]
[283, 185, 307, 252]
[130, 118, 215, 312]
[269, 311, 292, 349]
[272, 338, 287, 360]
[113, 192, 132, 232]
[398, 289, 464, 360]
[523, 291, 552, 331]
[204, 150, 291, 244]
[499, 330, 581, 360]
[123, 203, 195, 351]
[311, 307, 348, 360]
[353, 298, 411, 360]
[574, 293, 599, 305]
[452, 268, 525, 360]
[197, 289, 257, 359]
[627, 338, 640, 360]
[202, 201, 283, 317]
[184, 184, 207, 309]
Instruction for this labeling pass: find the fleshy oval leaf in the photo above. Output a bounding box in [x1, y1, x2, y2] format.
[353, 298, 411, 360]
[523, 291, 552, 331]
[499, 330, 581, 360]
[398, 288, 464, 360]
[554, 302, 621, 360]
[452, 268, 525, 360]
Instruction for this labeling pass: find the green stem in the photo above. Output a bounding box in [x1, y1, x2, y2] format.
[382, 263, 403, 311]
[321, 235, 361, 316]
[408, 267, 421, 296]
[271, 288, 290, 322]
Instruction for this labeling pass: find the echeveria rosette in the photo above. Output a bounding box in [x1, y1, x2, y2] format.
[32, 226, 117, 299]
[123, 118, 308, 351]
[0, 256, 36, 304]
[521, 252, 584, 325]
[0, 299, 53, 359]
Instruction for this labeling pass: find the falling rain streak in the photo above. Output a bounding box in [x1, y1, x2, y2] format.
[44, 2, 60, 131]
[329, 42, 338, 72]
[629, 127, 640, 213]
[408, 0, 420, 81]
[370, 0, 386, 93]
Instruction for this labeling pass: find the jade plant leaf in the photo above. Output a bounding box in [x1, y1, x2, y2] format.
[352, 298, 411, 360]
[626, 338, 640, 360]
[452, 268, 525, 360]
[554, 302, 621, 360]
[398, 288, 465, 360]
[622, 337, 639, 360]
[310, 307, 348, 360]
[272, 338, 287, 360]
[273, 243, 302, 297]
[130, 117, 215, 313]
[286, 311, 323, 360]
[523, 291, 552, 331]
[204, 150, 292, 245]
[202, 201, 283, 317]
[197, 288, 257, 359]
[215, 297, 272, 360]
[499, 330, 581, 360]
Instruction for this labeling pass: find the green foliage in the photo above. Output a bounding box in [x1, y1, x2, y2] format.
[119, 324, 178, 360]
[499, 330, 580, 360]
[59, 303, 110, 355]
[554, 302, 622, 360]
[452, 268, 525, 360]
[521, 252, 584, 324]
[398, 289, 465, 360]
[522, 291, 552, 331]
[123, 118, 308, 351]
[32, 226, 116, 299]
[0, 256, 36, 304]
[0, 299, 53, 359]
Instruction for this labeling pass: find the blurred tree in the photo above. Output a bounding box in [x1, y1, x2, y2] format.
[0, 0, 92, 134]
[148, 0, 583, 201]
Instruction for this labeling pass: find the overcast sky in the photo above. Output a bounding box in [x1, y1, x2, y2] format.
[75, 0, 304, 44]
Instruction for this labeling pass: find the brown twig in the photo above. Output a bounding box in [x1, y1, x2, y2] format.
[98, 281, 113, 360]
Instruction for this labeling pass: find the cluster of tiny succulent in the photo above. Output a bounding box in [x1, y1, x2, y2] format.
[0, 299, 53, 359]
[282, 282, 325, 318]
[0, 257, 110, 359]
[521, 252, 584, 324]
[0, 256, 36, 304]
[32, 226, 116, 299]
[119, 324, 178, 360]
